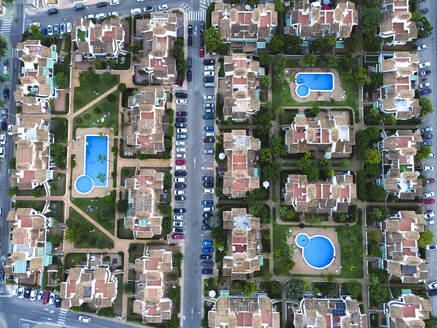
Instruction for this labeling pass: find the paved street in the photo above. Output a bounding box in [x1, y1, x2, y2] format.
[417, 0, 437, 316]
[0, 294, 139, 328]
[178, 22, 215, 327]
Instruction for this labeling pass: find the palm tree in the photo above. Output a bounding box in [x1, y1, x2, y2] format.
[98, 155, 107, 163]
[97, 173, 106, 183]
[65, 224, 83, 244]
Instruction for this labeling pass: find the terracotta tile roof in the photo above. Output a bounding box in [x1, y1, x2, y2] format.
[387, 293, 431, 327]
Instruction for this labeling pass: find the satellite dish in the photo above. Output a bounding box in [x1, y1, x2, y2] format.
[209, 290, 216, 298]
[219, 153, 226, 160]
[263, 181, 270, 189]
[244, 5, 251, 10]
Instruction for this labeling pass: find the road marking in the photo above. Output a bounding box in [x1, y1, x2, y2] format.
[194, 158, 196, 168]
[188, 11, 206, 21]
[0, 18, 13, 35]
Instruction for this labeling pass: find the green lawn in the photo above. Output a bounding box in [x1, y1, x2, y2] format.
[73, 71, 120, 111]
[14, 200, 46, 212]
[49, 173, 66, 196]
[117, 219, 134, 239]
[68, 208, 114, 249]
[272, 222, 294, 275]
[64, 253, 87, 269]
[336, 222, 364, 278]
[48, 201, 64, 223]
[71, 191, 116, 235]
[272, 57, 359, 121]
[129, 243, 145, 263]
[73, 91, 119, 137]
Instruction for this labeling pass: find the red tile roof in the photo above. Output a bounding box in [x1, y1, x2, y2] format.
[233, 178, 250, 191]
[95, 280, 108, 297]
[140, 112, 154, 120]
[17, 215, 32, 228]
[236, 312, 253, 326]
[402, 303, 419, 318]
[259, 12, 271, 27]
[145, 258, 160, 271]
[66, 281, 76, 296]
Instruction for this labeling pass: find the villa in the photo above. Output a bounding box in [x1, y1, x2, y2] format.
[10, 115, 53, 190]
[211, 2, 277, 52]
[222, 208, 261, 278]
[378, 130, 423, 199]
[219, 54, 260, 121]
[136, 13, 177, 85]
[3, 208, 53, 284]
[384, 292, 431, 327]
[14, 40, 58, 114]
[208, 295, 280, 328]
[124, 168, 164, 239]
[223, 130, 260, 198]
[376, 52, 420, 120]
[379, 0, 418, 46]
[283, 172, 356, 214]
[133, 248, 173, 324]
[60, 266, 118, 309]
[380, 211, 428, 283]
[72, 17, 126, 58]
[294, 296, 367, 327]
[285, 110, 354, 158]
[286, 0, 358, 41]
[124, 87, 170, 155]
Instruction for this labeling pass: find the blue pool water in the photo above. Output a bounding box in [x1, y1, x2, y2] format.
[296, 233, 335, 269]
[75, 175, 93, 194]
[296, 73, 334, 97]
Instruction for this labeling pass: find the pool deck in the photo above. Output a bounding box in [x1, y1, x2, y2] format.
[284, 68, 346, 103]
[287, 227, 342, 275]
[71, 127, 114, 198]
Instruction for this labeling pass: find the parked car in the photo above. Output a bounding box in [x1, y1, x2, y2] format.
[204, 76, 214, 83]
[176, 117, 187, 123]
[175, 140, 186, 146]
[429, 281, 437, 290]
[55, 295, 61, 307]
[203, 206, 215, 212]
[174, 208, 186, 213]
[175, 182, 187, 189]
[201, 254, 212, 260]
[424, 199, 435, 205]
[426, 244, 437, 250]
[66, 22, 72, 33]
[204, 104, 215, 110]
[176, 99, 187, 105]
[426, 178, 435, 184]
[420, 89, 432, 95]
[424, 192, 435, 198]
[3, 88, 9, 100]
[171, 233, 184, 239]
[419, 61, 431, 69]
[202, 261, 214, 268]
[96, 1, 108, 7]
[175, 165, 186, 171]
[42, 291, 49, 304]
[176, 128, 187, 134]
[204, 188, 214, 193]
[420, 82, 431, 88]
[202, 176, 213, 182]
[158, 4, 168, 10]
[173, 227, 184, 233]
[176, 147, 186, 153]
[24, 288, 31, 299]
[203, 212, 212, 218]
[202, 199, 213, 205]
[203, 182, 214, 188]
[205, 132, 215, 137]
[425, 211, 435, 219]
[204, 82, 216, 88]
[131, 8, 142, 15]
[17, 286, 24, 298]
[422, 127, 433, 133]
[202, 268, 213, 274]
[199, 21, 205, 32]
[202, 240, 213, 246]
[37, 290, 43, 302]
[422, 133, 433, 139]
[204, 70, 214, 77]
[200, 34, 204, 46]
[47, 8, 58, 14]
[175, 92, 188, 98]
[204, 125, 214, 131]
[204, 65, 215, 71]
[419, 8, 429, 14]
[74, 3, 85, 10]
[175, 122, 187, 128]
[187, 70, 192, 81]
[110, 0, 119, 5]
[187, 57, 192, 67]
[204, 136, 215, 143]
[204, 59, 215, 65]
[175, 195, 186, 201]
[418, 44, 427, 50]
[420, 69, 431, 76]
[204, 149, 214, 155]
[53, 24, 59, 34]
[203, 114, 215, 119]
[199, 46, 204, 57]
[30, 289, 37, 301]
[202, 247, 214, 254]
[96, 12, 107, 20]
[78, 315, 91, 323]
[203, 94, 215, 101]
[173, 221, 184, 227]
[423, 165, 434, 171]
[188, 24, 193, 35]
[176, 134, 187, 140]
[175, 159, 185, 165]
[176, 111, 187, 116]
[423, 141, 432, 146]
[173, 215, 184, 221]
[49, 293, 55, 305]
[174, 170, 187, 177]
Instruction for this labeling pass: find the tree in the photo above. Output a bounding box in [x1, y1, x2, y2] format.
[367, 185, 387, 202]
[65, 224, 83, 244]
[260, 148, 272, 163]
[117, 83, 126, 93]
[164, 319, 180, 328]
[8, 157, 16, 169]
[260, 76, 271, 89]
[262, 162, 281, 182]
[117, 200, 128, 213]
[363, 148, 381, 164]
[353, 67, 371, 86]
[308, 105, 320, 117]
[318, 158, 334, 179]
[7, 187, 18, 197]
[273, 0, 285, 12]
[204, 27, 223, 53]
[340, 159, 350, 168]
[283, 35, 302, 55]
[242, 281, 257, 297]
[267, 35, 285, 54]
[270, 135, 286, 158]
[344, 33, 363, 54]
[419, 230, 434, 248]
[416, 146, 432, 161]
[297, 152, 319, 180]
[48, 233, 63, 246]
[54, 72, 69, 89]
[259, 53, 272, 67]
[0, 35, 8, 57]
[324, 54, 339, 68]
[420, 97, 433, 116]
[280, 206, 296, 221]
[361, 7, 383, 51]
[250, 204, 269, 223]
[285, 279, 304, 300]
[173, 252, 184, 269]
[412, 11, 433, 38]
[304, 53, 317, 67]
[32, 186, 45, 198]
[342, 281, 362, 300]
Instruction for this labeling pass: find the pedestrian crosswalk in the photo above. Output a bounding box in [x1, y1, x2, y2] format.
[57, 308, 67, 326]
[200, 0, 216, 11]
[180, 3, 192, 12]
[188, 11, 206, 21]
[0, 18, 13, 35]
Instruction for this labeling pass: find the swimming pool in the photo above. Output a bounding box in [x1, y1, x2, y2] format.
[295, 72, 334, 98]
[75, 135, 109, 194]
[295, 233, 335, 269]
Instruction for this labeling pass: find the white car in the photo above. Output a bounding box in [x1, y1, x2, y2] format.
[176, 99, 187, 105]
[110, 0, 119, 5]
[137, 0, 146, 2]
[173, 221, 184, 227]
[204, 188, 214, 194]
[424, 192, 435, 198]
[420, 82, 431, 88]
[177, 128, 188, 134]
[423, 165, 434, 171]
[176, 147, 186, 153]
[428, 281, 437, 290]
[0, 147, 6, 159]
[176, 153, 186, 159]
[29, 22, 41, 27]
[426, 244, 437, 250]
[86, 14, 95, 19]
[425, 211, 435, 219]
[203, 94, 215, 101]
[47, 25, 53, 36]
[17, 286, 24, 298]
[131, 8, 142, 15]
[30, 289, 37, 301]
[174, 177, 185, 183]
[174, 189, 185, 196]
[78, 315, 91, 323]
[173, 215, 184, 221]
[175, 165, 186, 171]
[96, 13, 106, 20]
[203, 207, 214, 212]
[110, 11, 119, 16]
[204, 65, 215, 71]
[175, 140, 186, 146]
[419, 61, 431, 69]
[426, 219, 435, 226]
[205, 132, 215, 137]
[0, 134, 6, 145]
[49, 293, 55, 305]
[66, 22, 72, 33]
[204, 71, 215, 77]
[418, 44, 427, 50]
[158, 4, 168, 10]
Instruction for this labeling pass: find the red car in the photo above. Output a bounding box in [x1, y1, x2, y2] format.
[42, 291, 50, 304]
[427, 178, 435, 184]
[171, 233, 184, 239]
[424, 199, 435, 205]
[199, 46, 204, 57]
[175, 160, 185, 165]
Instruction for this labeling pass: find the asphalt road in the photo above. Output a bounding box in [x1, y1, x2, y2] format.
[417, 0, 437, 316]
[179, 23, 215, 328]
[0, 293, 138, 328]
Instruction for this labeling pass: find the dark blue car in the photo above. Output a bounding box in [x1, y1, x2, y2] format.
[202, 247, 214, 254]
[203, 114, 214, 120]
[201, 260, 214, 268]
[202, 200, 213, 205]
[204, 126, 214, 131]
[420, 89, 432, 95]
[202, 268, 213, 274]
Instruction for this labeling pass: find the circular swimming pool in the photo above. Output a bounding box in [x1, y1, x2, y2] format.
[75, 175, 94, 194]
[296, 84, 310, 97]
[295, 233, 335, 269]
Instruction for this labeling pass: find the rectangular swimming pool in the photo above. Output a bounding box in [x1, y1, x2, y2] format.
[296, 73, 334, 91]
[85, 135, 109, 187]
